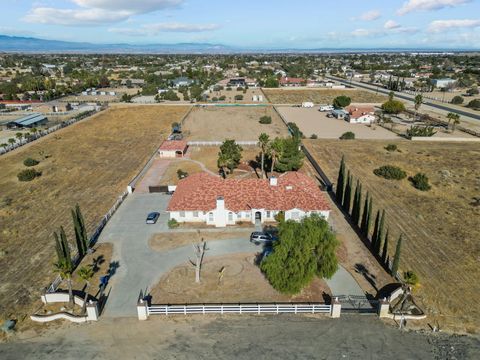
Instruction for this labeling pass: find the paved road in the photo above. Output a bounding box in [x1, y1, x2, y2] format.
[98, 193, 366, 317]
[327, 75, 480, 121]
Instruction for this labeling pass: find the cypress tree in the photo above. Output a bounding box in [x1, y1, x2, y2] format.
[353, 182, 362, 225]
[343, 171, 352, 213]
[76, 204, 89, 254]
[360, 193, 369, 236]
[391, 234, 403, 276]
[371, 210, 380, 250]
[366, 197, 373, 238]
[382, 228, 390, 265]
[336, 156, 346, 204]
[351, 180, 359, 223]
[59, 226, 73, 269]
[72, 204, 88, 258]
[375, 210, 386, 255]
[54, 231, 64, 263]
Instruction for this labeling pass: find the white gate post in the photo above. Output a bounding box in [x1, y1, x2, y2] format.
[378, 298, 390, 318]
[330, 297, 341, 318]
[137, 299, 149, 320]
[86, 301, 99, 321]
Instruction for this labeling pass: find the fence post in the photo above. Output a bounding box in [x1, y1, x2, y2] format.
[137, 299, 149, 320]
[377, 298, 390, 318]
[330, 297, 341, 318]
[86, 301, 99, 321]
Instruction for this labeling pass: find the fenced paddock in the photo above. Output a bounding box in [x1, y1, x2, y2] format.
[144, 303, 332, 317]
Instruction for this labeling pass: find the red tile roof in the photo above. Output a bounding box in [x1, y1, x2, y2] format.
[167, 172, 330, 212]
[346, 106, 374, 119]
[279, 77, 306, 85]
[159, 140, 188, 151]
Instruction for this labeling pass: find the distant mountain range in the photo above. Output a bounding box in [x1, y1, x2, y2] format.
[0, 34, 478, 54]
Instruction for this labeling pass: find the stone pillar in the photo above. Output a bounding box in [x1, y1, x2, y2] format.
[137, 299, 148, 321]
[127, 185, 133, 194]
[330, 297, 341, 318]
[378, 298, 390, 318]
[86, 301, 99, 321]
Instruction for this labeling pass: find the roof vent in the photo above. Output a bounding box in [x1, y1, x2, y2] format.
[286, 186, 293, 190]
[270, 177, 278, 186]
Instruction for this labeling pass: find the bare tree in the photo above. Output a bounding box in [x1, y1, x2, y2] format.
[190, 240, 207, 283]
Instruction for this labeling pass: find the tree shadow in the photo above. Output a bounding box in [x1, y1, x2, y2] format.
[91, 255, 105, 273]
[322, 291, 332, 304]
[354, 263, 378, 292]
[107, 261, 120, 278]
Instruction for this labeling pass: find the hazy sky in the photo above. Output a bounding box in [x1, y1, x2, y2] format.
[1, 0, 479, 48]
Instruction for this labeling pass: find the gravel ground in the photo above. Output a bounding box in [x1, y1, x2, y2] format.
[1, 315, 479, 359]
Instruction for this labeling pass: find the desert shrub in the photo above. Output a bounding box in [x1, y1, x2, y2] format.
[211, 97, 218, 102]
[451, 95, 464, 104]
[339, 131, 355, 140]
[23, 157, 40, 167]
[310, 134, 318, 139]
[226, 87, 232, 91]
[168, 219, 179, 229]
[259, 116, 272, 124]
[381, 99, 405, 114]
[373, 165, 406, 180]
[237, 87, 244, 91]
[409, 173, 431, 191]
[404, 270, 419, 285]
[467, 87, 479, 95]
[234, 94, 243, 101]
[177, 169, 188, 179]
[17, 168, 42, 182]
[385, 144, 397, 152]
[333, 95, 351, 108]
[219, 95, 226, 101]
[467, 99, 480, 109]
[406, 126, 437, 137]
[287, 122, 304, 138]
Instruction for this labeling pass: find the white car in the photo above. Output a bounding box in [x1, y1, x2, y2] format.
[319, 105, 334, 112]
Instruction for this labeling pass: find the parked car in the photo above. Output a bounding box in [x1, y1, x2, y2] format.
[320, 105, 334, 112]
[146, 212, 160, 224]
[326, 112, 334, 118]
[250, 232, 276, 245]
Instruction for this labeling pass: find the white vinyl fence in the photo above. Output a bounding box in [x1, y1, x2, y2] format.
[147, 303, 332, 316]
[187, 141, 258, 147]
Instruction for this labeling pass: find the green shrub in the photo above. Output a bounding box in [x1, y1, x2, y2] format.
[310, 134, 318, 139]
[234, 94, 243, 101]
[385, 144, 397, 152]
[451, 96, 464, 105]
[409, 173, 431, 191]
[467, 99, 480, 109]
[17, 168, 42, 182]
[237, 87, 244, 91]
[168, 219, 179, 229]
[333, 95, 351, 108]
[381, 99, 405, 114]
[339, 131, 355, 140]
[219, 95, 226, 101]
[406, 125, 436, 137]
[211, 97, 218, 102]
[259, 116, 272, 124]
[177, 169, 188, 179]
[23, 157, 40, 167]
[373, 165, 406, 180]
[404, 270, 419, 285]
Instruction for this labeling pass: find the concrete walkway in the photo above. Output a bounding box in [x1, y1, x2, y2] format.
[99, 193, 365, 317]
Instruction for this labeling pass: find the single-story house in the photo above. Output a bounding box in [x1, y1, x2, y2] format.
[7, 113, 48, 128]
[158, 140, 188, 158]
[332, 109, 348, 120]
[279, 77, 306, 87]
[167, 172, 330, 228]
[346, 106, 376, 124]
[172, 77, 194, 88]
[432, 78, 456, 89]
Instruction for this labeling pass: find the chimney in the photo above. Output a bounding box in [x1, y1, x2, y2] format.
[216, 196, 225, 210]
[270, 177, 278, 186]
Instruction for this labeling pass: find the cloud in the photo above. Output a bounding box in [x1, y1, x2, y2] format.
[109, 23, 221, 36]
[351, 29, 376, 37]
[428, 19, 480, 32]
[397, 0, 471, 16]
[359, 10, 381, 21]
[384, 20, 401, 29]
[24, 0, 184, 26]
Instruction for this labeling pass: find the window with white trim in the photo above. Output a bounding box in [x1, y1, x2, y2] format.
[180, 211, 185, 218]
[193, 211, 199, 218]
[291, 211, 300, 220]
[209, 212, 214, 221]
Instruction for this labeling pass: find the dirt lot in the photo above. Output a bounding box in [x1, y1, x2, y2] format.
[149, 230, 254, 252]
[304, 139, 480, 333]
[182, 106, 290, 141]
[277, 106, 399, 139]
[205, 88, 267, 103]
[0, 105, 190, 325]
[150, 254, 330, 303]
[263, 88, 387, 104]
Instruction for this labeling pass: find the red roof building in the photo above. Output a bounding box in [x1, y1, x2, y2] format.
[279, 77, 306, 87]
[158, 140, 188, 158]
[167, 171, 330, 227]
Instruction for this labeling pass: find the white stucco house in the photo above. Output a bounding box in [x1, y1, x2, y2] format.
[167, 172, 330, 228]
[346, 106, 376, 124]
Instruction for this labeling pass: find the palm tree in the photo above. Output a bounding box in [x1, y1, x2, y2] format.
[414, 94, 423, 121]
[53, 258, 75, 309]
[452, 116, 460, 133]
[258, 133, 270, 179]
[446, 112, 460, 132]
[77, 265, 94, 314]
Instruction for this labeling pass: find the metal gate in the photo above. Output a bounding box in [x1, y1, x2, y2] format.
[336, 295, 379, 314]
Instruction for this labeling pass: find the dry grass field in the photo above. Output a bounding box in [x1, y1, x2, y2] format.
[0, 105, 190, 322]
[182, 106, 289, 141]
[150, 254, 330, 303]
[263, 89, 387, 104]
[304, 139, 480, 333]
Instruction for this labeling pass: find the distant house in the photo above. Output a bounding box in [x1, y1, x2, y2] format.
[158, 140, 188, 158]
[432, 78, 456, 89]
[332, 109, 348, 120]
[279, 77, 306, 87]
[167, 172, 330, 228]
[7, 113, 48, 128]
[172, 77, 194, 88]
[121, 79, 145, 87]
[346, 106, 376, 124]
